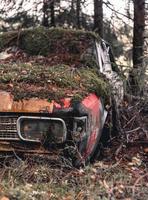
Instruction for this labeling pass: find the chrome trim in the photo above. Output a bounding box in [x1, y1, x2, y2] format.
[99, 101, 108, 128]
[0, 115, 19, 140]
[17, 116, 67, 143]
[73, 116, 88, 129]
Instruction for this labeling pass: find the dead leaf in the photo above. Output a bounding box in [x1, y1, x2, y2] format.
[144, 147, 148, 153]
[62, 196, 73, 200]
[0, 197, 9, 200]
[0, 52, 12, 60]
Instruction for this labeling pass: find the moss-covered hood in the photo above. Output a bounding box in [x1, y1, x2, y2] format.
[0, 28, 111, 112]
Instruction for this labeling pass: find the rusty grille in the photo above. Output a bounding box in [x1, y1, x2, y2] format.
[0, 116, 20, 140]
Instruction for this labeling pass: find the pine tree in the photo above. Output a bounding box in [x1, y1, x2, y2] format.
[94, 0, 103, 37]
[129, 0, 145, 95]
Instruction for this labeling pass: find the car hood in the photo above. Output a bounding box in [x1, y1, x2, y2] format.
[0, 91, 71, 113]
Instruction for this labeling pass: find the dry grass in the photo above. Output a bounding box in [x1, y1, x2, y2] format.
[0, 143, 147, 200]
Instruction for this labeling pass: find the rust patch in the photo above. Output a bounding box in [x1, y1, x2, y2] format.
[0, 91, 13, 111]
[12, 98, 54, 113]
[0, 91, 54, 113]
[0, 141, 55, 154]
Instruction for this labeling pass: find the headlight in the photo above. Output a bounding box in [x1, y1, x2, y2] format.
[72, 116, 87, 141]
[17, 116, 67, 143]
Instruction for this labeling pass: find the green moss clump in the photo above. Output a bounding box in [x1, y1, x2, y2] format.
[0, 31, 18, 50]
[0, 64, 111, 103]
[0, 27, 100, 55]
[19, 27, 98, 56]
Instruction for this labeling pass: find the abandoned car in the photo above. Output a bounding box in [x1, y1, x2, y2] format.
[0, 28, 123, 166]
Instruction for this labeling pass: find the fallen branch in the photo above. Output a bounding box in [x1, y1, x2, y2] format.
[123, 115, 137, 128]
[115, 143, 123, 156]
[126, 140, 148, 146]
[125, 127, 141, 134]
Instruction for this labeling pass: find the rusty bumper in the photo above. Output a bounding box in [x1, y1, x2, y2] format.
[0, 141, 60, 154]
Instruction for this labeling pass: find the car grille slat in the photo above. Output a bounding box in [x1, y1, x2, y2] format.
[0, 116, 20, 140]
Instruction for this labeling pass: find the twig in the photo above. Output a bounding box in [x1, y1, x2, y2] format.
[115, 143, 123, 156]
[123, 115, 137, 128]
[13, 150, 23, 162]
[132, 172, 148, 198]
[102, 179, 117, 200]
[103, 1, 133, 20]
[104, 158, 122, 172]
[0, 168, 6, 182]
[125, 93, 146, 102]
[126, 140, 148, 146]
[125, 127, 141, 134]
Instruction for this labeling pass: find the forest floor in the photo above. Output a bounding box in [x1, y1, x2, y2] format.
[0, 100, 147, 200]
[0, 140, 147, 200]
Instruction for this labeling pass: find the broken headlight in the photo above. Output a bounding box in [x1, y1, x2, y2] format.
[72, 116, 87, 141]
[17, 116, 67, 143]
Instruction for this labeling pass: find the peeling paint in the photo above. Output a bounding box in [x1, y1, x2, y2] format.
[0, 91, 54, 113]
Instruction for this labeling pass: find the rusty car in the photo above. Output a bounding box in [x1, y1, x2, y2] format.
[0, 28, 123, 166]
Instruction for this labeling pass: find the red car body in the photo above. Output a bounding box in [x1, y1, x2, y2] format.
[0, 92, 106, 166]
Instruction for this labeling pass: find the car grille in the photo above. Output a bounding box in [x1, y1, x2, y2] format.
[0, 116, 19, 140]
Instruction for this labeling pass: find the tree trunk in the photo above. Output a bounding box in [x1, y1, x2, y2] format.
[129, 0, 145, 95]
[133, 0, 145, 66]
[94, 0, 103, 37]
[50, 0, 55, 27]
[42, 0, 49, 27]
[76, 0, 81, 29]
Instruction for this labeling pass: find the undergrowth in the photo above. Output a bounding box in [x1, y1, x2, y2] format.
[0, 150, 147, 200]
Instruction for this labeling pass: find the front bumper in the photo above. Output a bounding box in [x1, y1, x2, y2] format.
[0, 141, 57, 154]
[0, 140, 84, 167]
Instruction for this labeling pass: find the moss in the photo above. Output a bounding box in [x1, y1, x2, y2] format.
[19, 27, 98, 56]
[0, 28, 111, 104]
[0, 31, 18, 50]
[0, 27, 100, 55]
[71, 93, 84, 105]
[0, 63, 111, 103]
